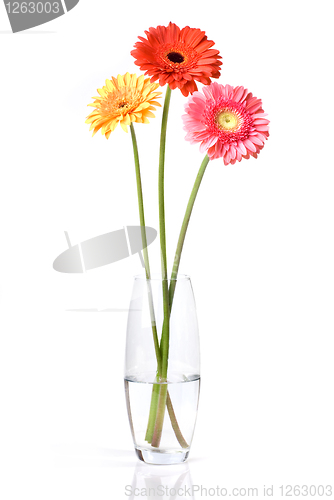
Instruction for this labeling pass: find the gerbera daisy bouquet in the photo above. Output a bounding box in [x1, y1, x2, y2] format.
[86, 22, 269, 464]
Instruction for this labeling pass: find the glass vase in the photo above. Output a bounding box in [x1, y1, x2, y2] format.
[124, 274, 200, 465]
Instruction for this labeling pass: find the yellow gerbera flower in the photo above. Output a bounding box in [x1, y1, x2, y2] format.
[86, 72, 162, 137]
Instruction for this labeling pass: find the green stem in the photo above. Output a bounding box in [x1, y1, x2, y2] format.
[150, 154, 210, 448]
[151, 383, 168, 447]
[131, 121, 187, 448]
[159, 86, 172, 376]
[158, 84, 172, 283]
[169, 154, 210, 307]
[157, 154, 210, 348]
[130, 123, 161, 368]
[166, 392, 189, 448]
[163, 155, 210, 448]
[150, 85, 172, 448]
[130, 123, 162, 443]
[145, 383, 160, 442]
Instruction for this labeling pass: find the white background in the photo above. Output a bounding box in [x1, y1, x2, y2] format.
[1, 1, 334, 498]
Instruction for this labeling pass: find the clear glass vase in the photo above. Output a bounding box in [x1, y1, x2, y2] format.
[124, 274, 200, 465]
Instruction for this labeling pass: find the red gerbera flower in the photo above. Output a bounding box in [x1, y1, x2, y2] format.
[131, 22, 222, 97]
[182, 83, 269, 164]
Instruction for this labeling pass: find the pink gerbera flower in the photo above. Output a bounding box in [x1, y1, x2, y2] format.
[182, 83, 269, 164]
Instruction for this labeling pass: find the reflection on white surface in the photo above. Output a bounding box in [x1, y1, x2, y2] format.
[52, 444, 137, 467]
[127, 462, 195, 500]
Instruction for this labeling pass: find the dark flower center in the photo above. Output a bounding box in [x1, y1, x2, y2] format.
[166, 52, 185, 64]
[118, 101, 128, 108]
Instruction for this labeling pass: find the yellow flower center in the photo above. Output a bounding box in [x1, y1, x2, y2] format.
[216, 111, 239, 130]
[101, 89, 140, 116]
[118, 101, 129, 109]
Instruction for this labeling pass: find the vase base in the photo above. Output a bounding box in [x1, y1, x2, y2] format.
[135, 447, 189, 465]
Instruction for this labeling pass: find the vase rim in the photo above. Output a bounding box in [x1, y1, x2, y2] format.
[134, 273, 190, 281]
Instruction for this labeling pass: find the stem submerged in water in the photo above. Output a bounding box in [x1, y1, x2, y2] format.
[145, 383, 160, 443]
